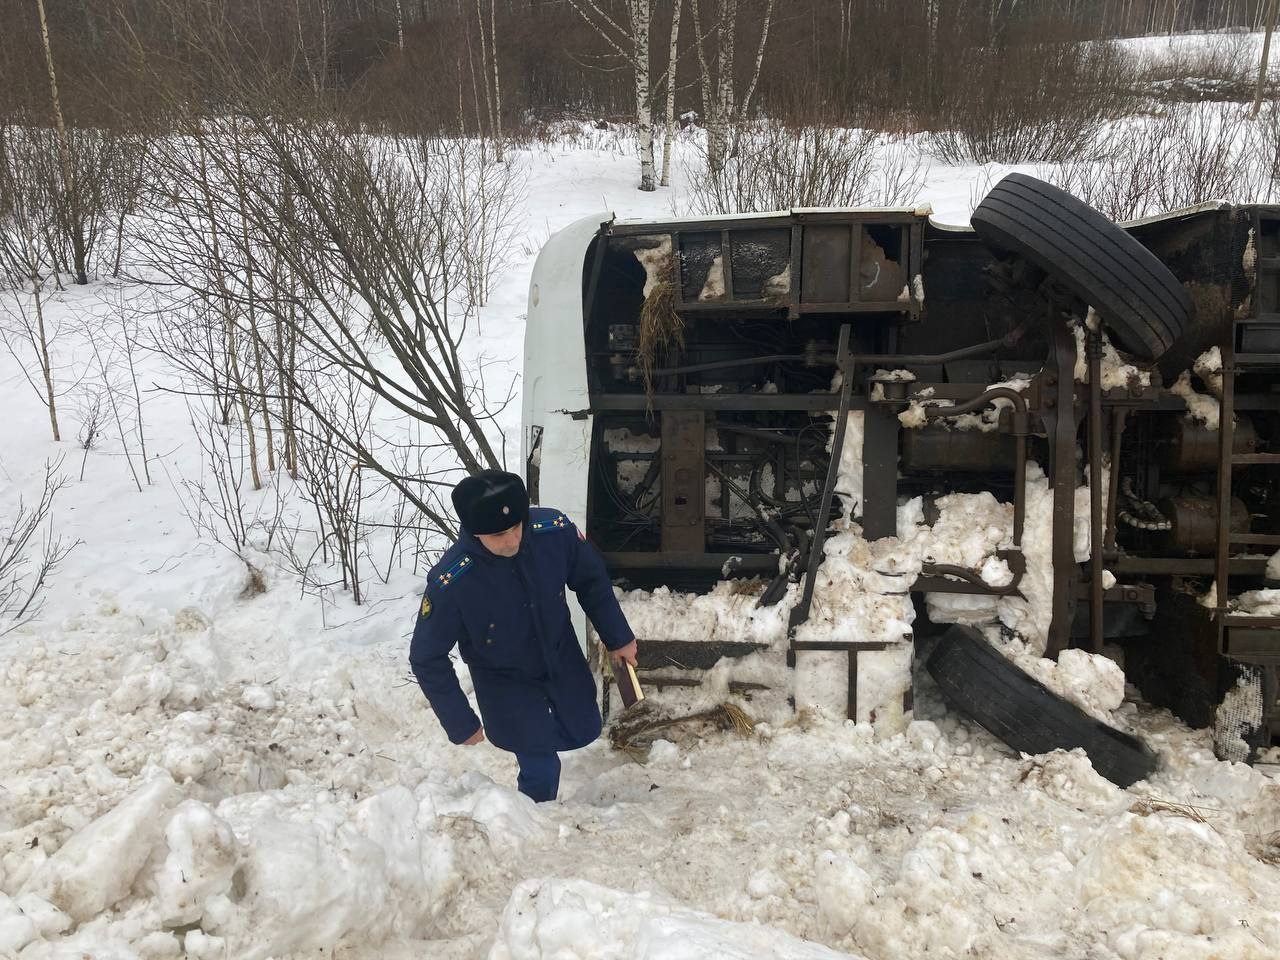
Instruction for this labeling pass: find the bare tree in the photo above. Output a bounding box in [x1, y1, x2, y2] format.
[0, 124, 64, 441]
[682, 121, 927, 216]
[476, 0, 505, 161]
[0, 458, 79, 635]
[138, 91, 518, 539]
[566, 0, 658, 190]
[33, 0, 76, 277]
[688, 0, 774, 172]
[74, 388, 105, 481]
[291, 373, 373, 603]
[1253, 0, 1279, 117]
[661, 0, 682, 187]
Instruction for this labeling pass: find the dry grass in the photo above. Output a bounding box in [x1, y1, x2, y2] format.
[636, 258, 682, 403]
[609, 700, 757, 755]
[240, 561, 267, 598]
[1251, 831, 1280, 865]
[1128, 796, 1217, 823]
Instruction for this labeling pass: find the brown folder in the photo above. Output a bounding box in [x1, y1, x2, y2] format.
[611, 659, 645, 709]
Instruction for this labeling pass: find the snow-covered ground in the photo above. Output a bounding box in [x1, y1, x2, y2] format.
[3, 97, 1280, 958]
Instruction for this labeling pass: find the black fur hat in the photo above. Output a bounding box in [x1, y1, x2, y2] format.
[451, 470, 529, 535]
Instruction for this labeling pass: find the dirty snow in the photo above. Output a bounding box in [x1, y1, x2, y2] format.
[1194, 345, 1225, 398]
[697, 254, 725, 300]
[1170, 369, 1222, 428]
[898, 377, 1031, 432]
[1235, 588, 1280, 617]
[1074, 316, 1153, 389]
[632, 235, 673, 298]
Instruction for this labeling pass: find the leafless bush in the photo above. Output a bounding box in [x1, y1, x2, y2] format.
[681, 121, 929, 216]
[87, 317, 148, 492]
[0, 458, 79, 635]
[0, 123, 65, 441]
[75, 388, 106, 481]
[95, 284, 153, 485]
[169, 399, 288, 586]
[287, 379, 372, 604]
[876, 140, 931, 208]
[925, 39, 1135, 164]
[1045, 104, 1274, 221]
[406, 134, 528, 309]
[139, 107, 518, 541]
[1131, 32, 1258, 104]
[19, 125, 147, 286]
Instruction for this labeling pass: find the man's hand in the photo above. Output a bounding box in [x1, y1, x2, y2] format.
[610, 639, 638, 668]
[462, 727, 485, 746]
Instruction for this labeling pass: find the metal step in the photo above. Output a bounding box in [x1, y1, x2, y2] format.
[1230, 532, 1280, 546]
[637, 639, 769, 671]
[1221, 621, 1280, 659]
[1234, 353, 1280, 367]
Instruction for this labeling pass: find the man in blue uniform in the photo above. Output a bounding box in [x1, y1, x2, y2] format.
[409, 470, 638, 802]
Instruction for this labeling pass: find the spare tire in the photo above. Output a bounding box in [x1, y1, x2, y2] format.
[971, 173, 1190, 361]
[927, 625, 1159, 788]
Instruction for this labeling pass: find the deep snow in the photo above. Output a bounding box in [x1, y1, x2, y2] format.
[3, 85, 1280, 960]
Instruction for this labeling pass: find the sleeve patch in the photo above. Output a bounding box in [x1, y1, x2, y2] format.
[420, 596, 432, 618]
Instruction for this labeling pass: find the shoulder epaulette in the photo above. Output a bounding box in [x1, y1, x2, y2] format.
[434, 554, 476, 588]
[529, 512, 571, 534]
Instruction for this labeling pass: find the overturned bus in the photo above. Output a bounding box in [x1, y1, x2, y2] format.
[522, 174, 1280, 785]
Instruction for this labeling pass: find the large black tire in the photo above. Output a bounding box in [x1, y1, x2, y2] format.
[927, 625, 1159, 788]
[971, 173, 1191, 361]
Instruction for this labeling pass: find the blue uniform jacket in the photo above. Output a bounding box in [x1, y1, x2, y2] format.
[409, 507, 635, 755]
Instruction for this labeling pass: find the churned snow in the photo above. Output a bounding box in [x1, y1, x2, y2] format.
[1170, 369, 1222, 428]
[1074, 316, 1153, 389]
[5, 608, 1280, 960]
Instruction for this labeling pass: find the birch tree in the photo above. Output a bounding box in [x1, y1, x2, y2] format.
[661, 0, 682, 187]
[689, 0, 774, 173]
[476, 0, 505, 162]
[0, 125, 63, 442]
[566, 0, 657, 191]
[1253, 0, 1279, 117]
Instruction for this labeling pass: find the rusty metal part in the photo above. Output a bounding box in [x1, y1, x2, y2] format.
[1089, 327, 1105, 653]
[1110, 555, 1271, 576]
[604, 552, 778, 575]
[851, 334, 1013, 368]
[1163, 496, 1250, 554]
[642, 351, 818, 379]
[1105, 408, 1127, 551]
[789, 639, 896, 721]
[862, 406, 900, 540]
[917, 550, 1026, 597]
[636, 639, 769, 671]
[590, 393, 869, 412]
[1043, 319, 1082, 659]
[787, 325, 855, 656]
[660, 411, 706, 552]
[900, 428, 1017, 473]
[1159, 416, 1257, 473]
[922, 386, 1028, 546]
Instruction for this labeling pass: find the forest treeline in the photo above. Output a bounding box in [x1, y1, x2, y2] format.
[1, 0, 1276, 137]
